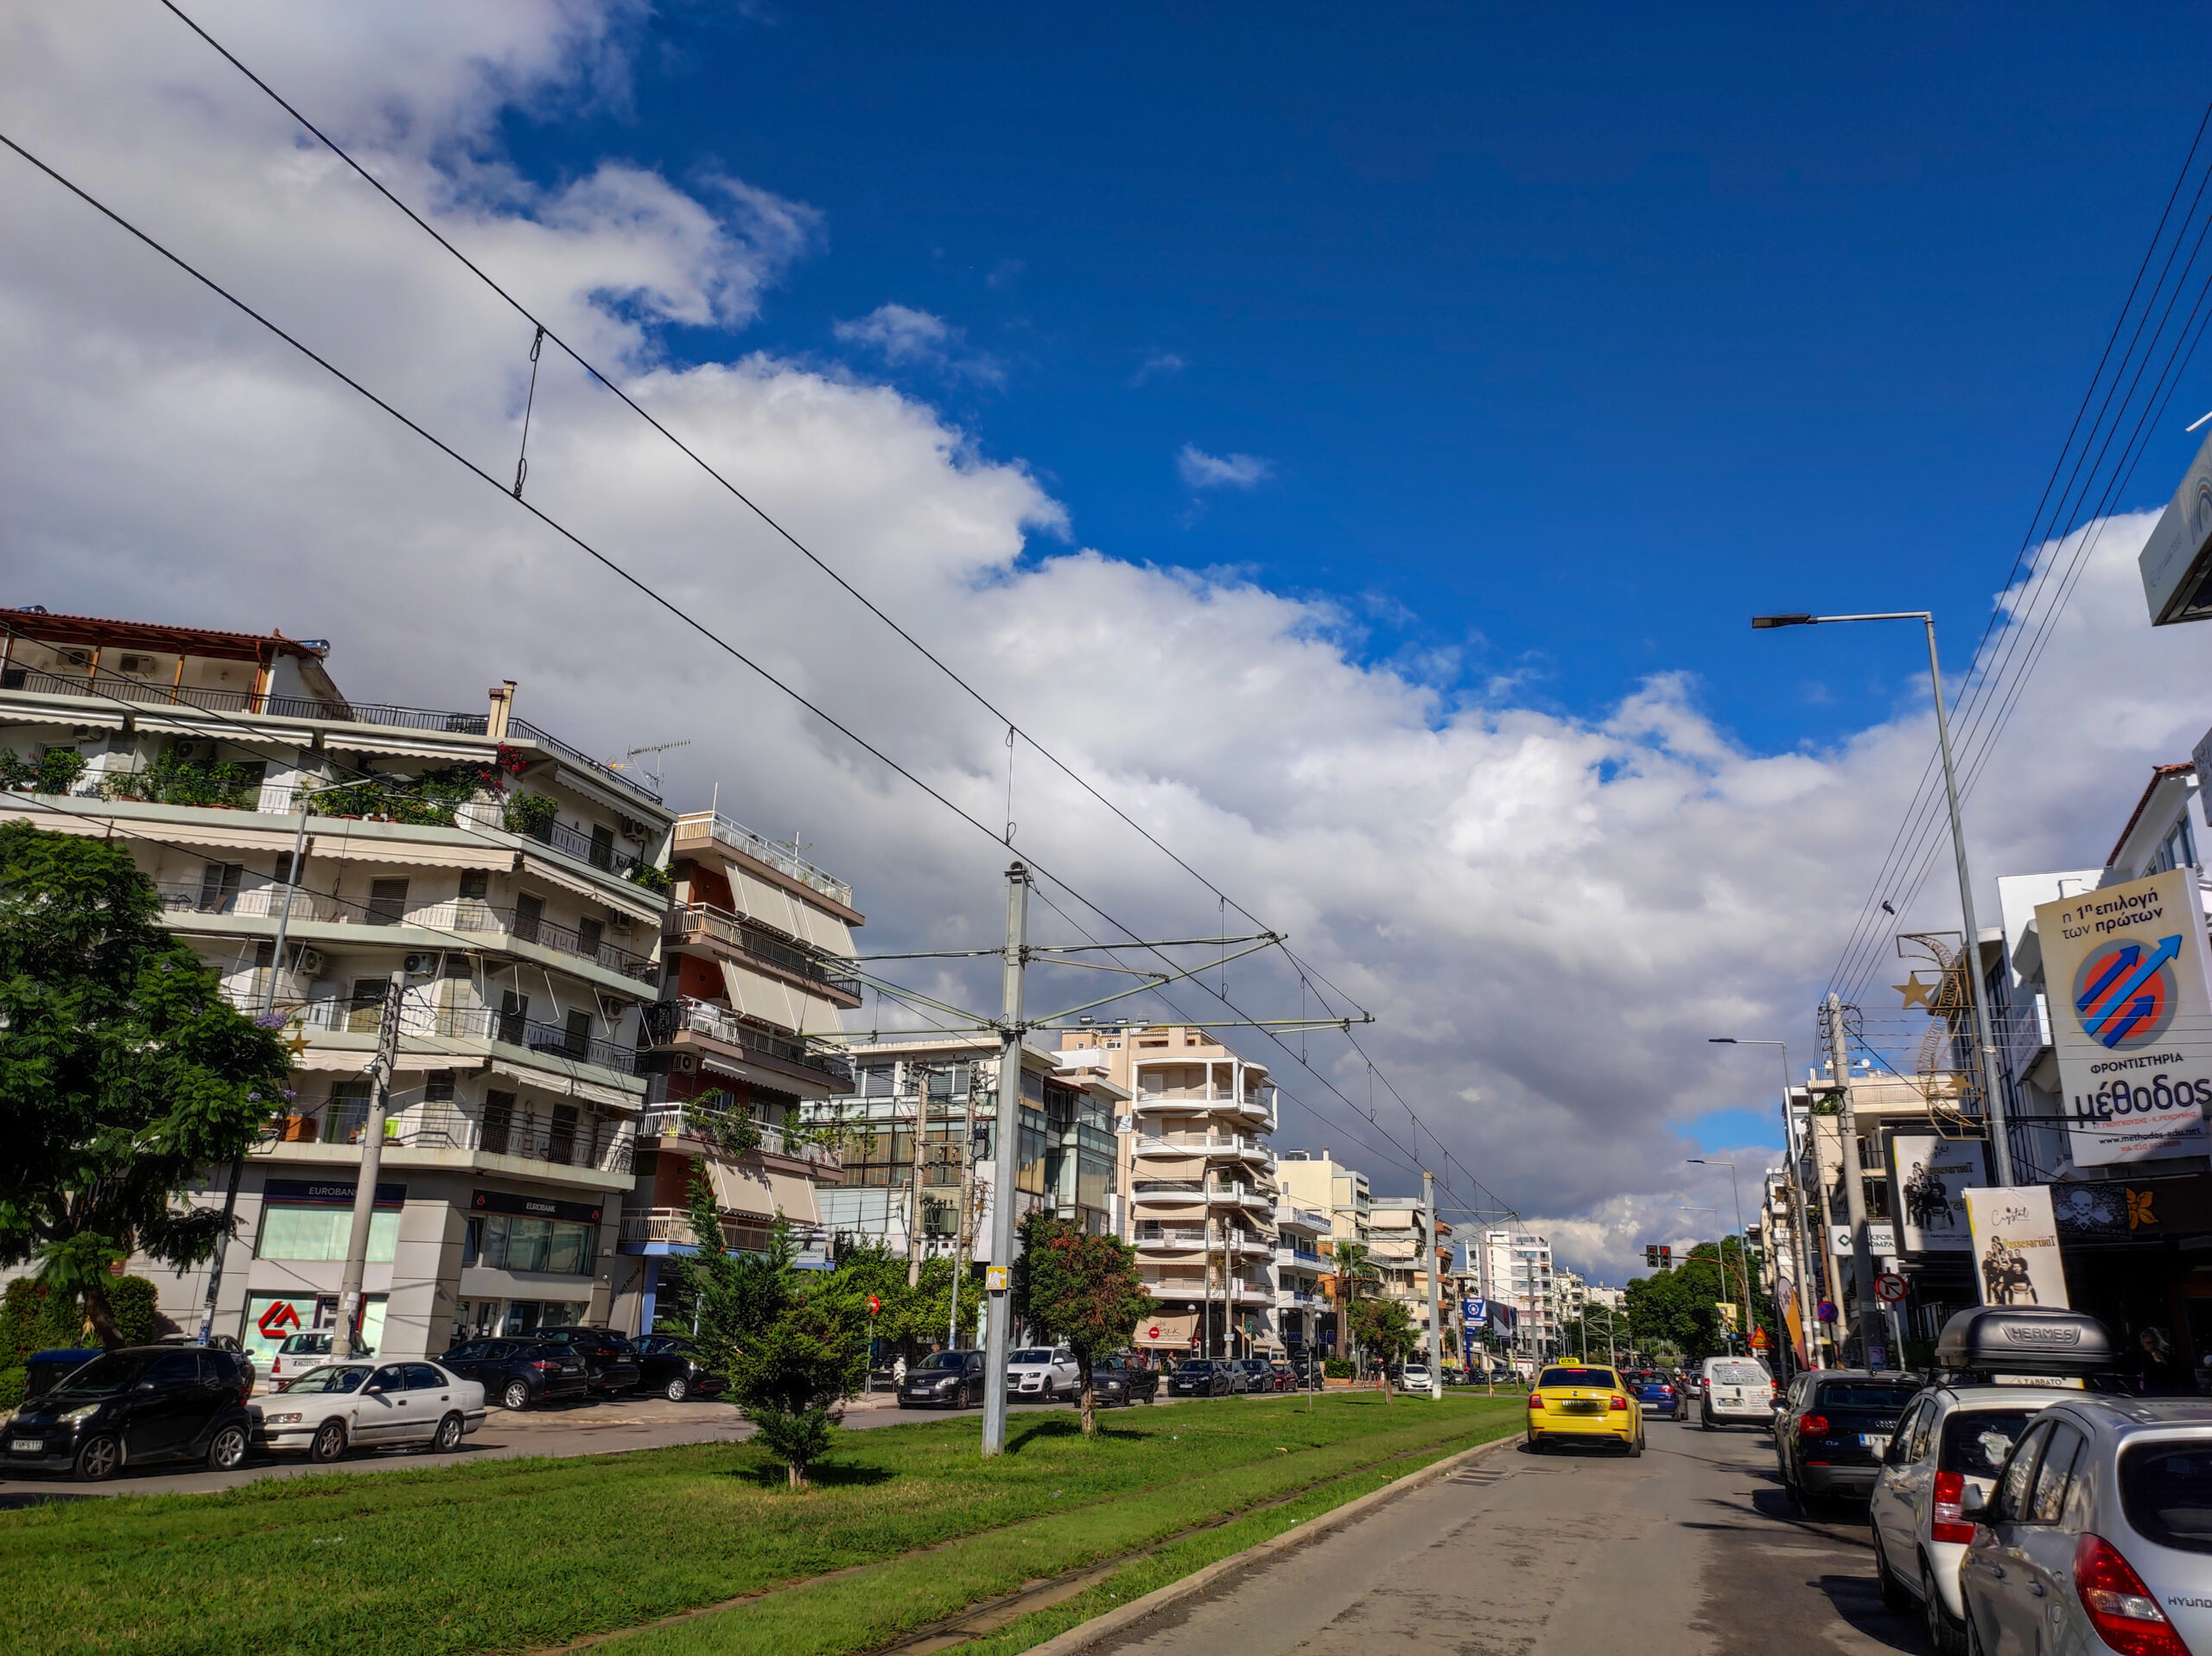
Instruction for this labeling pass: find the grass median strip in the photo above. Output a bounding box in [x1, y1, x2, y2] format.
[0, 1393, 1519, 1656]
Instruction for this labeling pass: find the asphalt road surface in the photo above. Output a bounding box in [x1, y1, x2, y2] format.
[1084, 1411, 1923, 1656]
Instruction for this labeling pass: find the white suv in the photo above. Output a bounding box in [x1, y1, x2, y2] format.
[1006, 1347, 1079, 1401]
[1695, 1356, 1774, 1428]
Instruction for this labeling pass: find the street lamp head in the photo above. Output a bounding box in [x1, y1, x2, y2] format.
[1707, 1036, 1735, 1044]
[1751, 614, 1816, 629]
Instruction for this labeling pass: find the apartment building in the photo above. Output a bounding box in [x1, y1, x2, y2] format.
[1551, 1267, 1587, 1342]
[1477, 1229, 1556, 1361]
[1272, 1201, 1328, 1354]
[798, 1036, 1125, 1283]
[1368, 1196, 1451, 1341]
[0, 608, 674, 1363]
[1275, 1148, 1372, 1358]
[1059, 1026, 1279, 1359]
[613, 812, 866, 1332]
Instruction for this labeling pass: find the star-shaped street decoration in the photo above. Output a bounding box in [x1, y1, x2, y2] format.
[286, 1025, 310, 1058]
[1895, 974, 1934, 1010]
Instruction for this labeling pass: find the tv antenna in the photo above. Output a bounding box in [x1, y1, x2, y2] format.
[613, 738, 691, 794]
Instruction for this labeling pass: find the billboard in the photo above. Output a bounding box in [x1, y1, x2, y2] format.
[2035, 869, 2212, 1166]
[2140, 424, 2212, 625]
[1890, 1135, 1988, 1252]
[1962, 1186, 2070, 1309]
[1829, 1222, 1897, 1255]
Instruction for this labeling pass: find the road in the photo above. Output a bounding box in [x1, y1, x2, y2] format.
[1082, 1411, 1923, 1656]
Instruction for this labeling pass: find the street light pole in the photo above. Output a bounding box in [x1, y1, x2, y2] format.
[1751, 610, 2013, 1185]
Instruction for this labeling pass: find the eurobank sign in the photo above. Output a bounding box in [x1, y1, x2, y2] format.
[2036, 868, 2212, 1165]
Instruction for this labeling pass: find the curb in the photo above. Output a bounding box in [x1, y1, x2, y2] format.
[1022, 1427, 1526, 1656]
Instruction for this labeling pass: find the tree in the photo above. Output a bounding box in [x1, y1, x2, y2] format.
[671, 1171, 865, 1487]
[1350, 1296, 1418, 1403]
[0, 824, 291, 1347]
[1621, 1236, 1777, 1365]
[1328, 1240, 1379, 1367]
[1013, 1213, 1149, 1436]
[830, 1241, 973, 1363]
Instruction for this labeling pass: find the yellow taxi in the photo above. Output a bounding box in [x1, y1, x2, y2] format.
[1526, 1364, 1644, 1455]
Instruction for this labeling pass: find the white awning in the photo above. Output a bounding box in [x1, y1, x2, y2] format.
[715, 959, 841, 1038]
[1134, 1310, 1198, 1348]
[486, 1060, 636, 1112]
[516, 853, 662, 921]
[317, 835, 512, 871]
[1135, 1155, 1209, 1181]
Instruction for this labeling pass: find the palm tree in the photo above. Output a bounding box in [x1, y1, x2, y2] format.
[1329, 1242, 1381, 1375]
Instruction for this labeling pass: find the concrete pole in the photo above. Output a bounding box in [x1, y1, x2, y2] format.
[334, 969, 404, 1359]
[949, 1089, 973, 1349]
[1423, 1170, 1442, 1399]
[906, 1074, 928, 1289]
[1779, 1069, 1826, 1373]
[980, 863, 1027, 1457]
[1827, 993, 1885, 1371]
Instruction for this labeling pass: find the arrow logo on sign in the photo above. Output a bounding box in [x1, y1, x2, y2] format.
[2078, 934, 2182, 1047]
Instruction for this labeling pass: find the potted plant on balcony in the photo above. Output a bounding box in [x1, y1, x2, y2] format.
[503, 791, 559, 840]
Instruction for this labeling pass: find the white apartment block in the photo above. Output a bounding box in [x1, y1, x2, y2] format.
[1369, 1195, 1451, 1338]
[1477, 1228, 1556, 1360]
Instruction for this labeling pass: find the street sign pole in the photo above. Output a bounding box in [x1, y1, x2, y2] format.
[979, 863, 1028, 1458]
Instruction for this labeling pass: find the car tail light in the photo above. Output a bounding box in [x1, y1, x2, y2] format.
[1930, 1471, 1975, 1545]
[1610, 1396, 1629, 1411]
[1529, 1392, 1544, 1409]
[1796, 1413, 1829, 1437]
[531, 1360, 559, 1373]
[2075, 1533, 2192, 1656]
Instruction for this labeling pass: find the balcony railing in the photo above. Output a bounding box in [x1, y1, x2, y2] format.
[1275, 1244, 1322, 1265]
[157, 878, 348, 925]
[664, 903, 861, 999]
[0, 664, 663, 806]
[637, 1101, 842, 1169]
[642, 996, 855, 1086]
[289, 995, 640, 1076]
[410, 900, 658, 982]
[617, 1207, 775, 1253]
[1133, 1133, 1269, 1156]
[675, 811, 852, 908]
[262, 1099, 632, 1174]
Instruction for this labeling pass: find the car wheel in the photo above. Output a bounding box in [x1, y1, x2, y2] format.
[665, 1376, 690, 1403]
[1924, 1563, 1967, 1656]
[1700, 1412, 1714, 1431]
[428, 1411, 464, 1453]
[73, 1433, 122, 1482]
[1962, 1600, 1990, 1656]
[502, 1380, 532, 1412]
[1872, 1529, 1911, 1614]
[308, 1420, 347, 1464]
[206, 1422, 250, 1473]
[1627, 1431, 1643, 1458]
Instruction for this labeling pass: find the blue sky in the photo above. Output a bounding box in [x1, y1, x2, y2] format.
[503, 0, 2212, 755]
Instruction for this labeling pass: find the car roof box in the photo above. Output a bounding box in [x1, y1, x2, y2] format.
[1935, 1307, 2118, 1376]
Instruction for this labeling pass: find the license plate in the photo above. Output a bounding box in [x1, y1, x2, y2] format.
[1861, 1434, 1890, 1456]
[1722, 1390, 1741, 1402]
[10, 1439, 41, 1453]
[1560, 1398, 1603, 1414]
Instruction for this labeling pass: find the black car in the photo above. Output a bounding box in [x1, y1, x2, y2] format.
[1775, 1369, 1923, 1511]
[898, 1349, 988, 1408]
[1169, 1359, 1232, 1398]
[634, 1334, 728, 1402]
[2, 1345, 258, 1481]
[437, 1338, 591, 1411]
[529, 1328, 643, 1396]
[1090, 1354, 1160, 1407]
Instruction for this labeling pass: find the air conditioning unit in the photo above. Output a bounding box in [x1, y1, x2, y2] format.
[171, 741, 200, 760]
[670, 1052, 697, 1074]
[118, 654, 156, 676]
[403, 953, 435, 975]
[60, 648, 90, 667]
[295, 947, 325, 977]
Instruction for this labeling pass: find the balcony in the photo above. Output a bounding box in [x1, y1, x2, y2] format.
[1141, 1275, 1272, 1304]
[1275, 1289, 1317, 1309]
[157, 878, 348, 926]
[636, 1100, 843, 1174]
[289, 995, 640, 1076]
[1275, 1244, 1322, 1267]
[1135, 1226, 1272, 1253]
[260, 1098, 633, 1175]
[411, 900, 658, 983]
[641, 996, 855, 1092]
[663, 902, 861, 1005]
[1132, 1132, 1270, 1160]
[673, 811, 853, 909]
[2003, 997, 2052, 1087]
[1131, 1179, 1273, 1210]
[617, 1206, 776, 1254]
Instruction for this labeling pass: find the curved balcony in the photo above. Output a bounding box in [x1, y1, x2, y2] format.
[1131, 1132, 1270, 1162]
[1131, 1180, 1274, 1213]
[1136, 1226, 1274, 1255]
[641, 996, 855, 1094]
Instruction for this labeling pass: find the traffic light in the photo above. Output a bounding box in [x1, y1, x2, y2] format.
[1660, 1245, 1673, 1269]
[1644, 1245, 1659, 1267]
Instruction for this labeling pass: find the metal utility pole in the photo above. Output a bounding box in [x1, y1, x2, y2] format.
[979, 863, 1028, 1458]
[1423, 1169, 1442, 1399]
[334, 969, 404, 1359]
[1752, 610, 2012, 1184]
[1826, 993, 1885, 1372]
[949, 1092, 975, 1350]
[907, 1077, 929, 1289]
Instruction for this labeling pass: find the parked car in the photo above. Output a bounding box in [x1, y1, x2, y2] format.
[1233, 1358, 1273, 1394]
[1268, 1360, 1298, 1392]
[1006, 1347, 1081, 1401]
[899, 1348, 987, 1409]
[1625, 1371, 1687, 1420]
[1528, 1365, 1643, 1455]
[1090, 1353, 1160, 1407]
[257, 1360, 486, 1462]
[269, 1331, 373, 1391]
[1775, 1369, 1922, 1512]
[437, 1338, 591, 1411]
[1400, 1362, 1434, 1393]
[634, 1334, 728, 1402]
[1695, 1355, 1777, 1429]
[1170, 1359, 1233, 1398]
[1961, 1394, 2212, 1656]
[529, 1328, 643, 1396]
[2, 1345, 259, 1481]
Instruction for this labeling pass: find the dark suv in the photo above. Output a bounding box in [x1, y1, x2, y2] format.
[2, 1345, 259, 1481]
[1775, 1369, 1923, 1509]
[437, 1339, 591, 1411]
[529, 1328, 642, 1396]
[634, 1335, 727, 1402]
[898, 1349, 987, 1409]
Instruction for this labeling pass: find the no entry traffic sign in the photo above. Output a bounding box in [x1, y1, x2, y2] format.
[1875, 1272, 1909, 1304]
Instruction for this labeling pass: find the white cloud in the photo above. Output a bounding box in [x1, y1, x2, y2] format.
[833, 302, 1001, 385]
[1131, 348, 1184, 385]
[1177, 443, 1273, 491]
[4, 0, 2204, 1293]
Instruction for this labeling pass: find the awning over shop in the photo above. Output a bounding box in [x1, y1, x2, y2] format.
[1133, 1310, 1198, 1349]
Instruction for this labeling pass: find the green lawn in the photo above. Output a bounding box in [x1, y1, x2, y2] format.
[0, 1394, 1521, 1656]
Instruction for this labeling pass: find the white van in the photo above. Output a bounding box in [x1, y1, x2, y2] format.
[1696, 1355, 1775, 1427]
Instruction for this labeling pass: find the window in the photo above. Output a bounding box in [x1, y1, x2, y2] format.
[273, 850, 302, 887]
[458, 869, 489, 901]
[326, 1080, 371, 1143]
[497, 991, 529, 1046]
[424, 1074, 454, 1105]
[2153, 815, 2199, 875]
[549, 1100, 580, 1164]
[576, 917, 604, 959]
[563, 1010, 592, 1059]
[1940, 1408, 2037, 1479]
[404, 1363, 444, 1391]
[475, 1214, 595, 1276]
[514, 892, 544, 944]
[198, 862, 243, 913]
[1997, 1420, 2053, 1521]
[2120, 1443, 2212, 1554]
[482, 1090, 515, 1155]
[2029, 1424, 2083, 1522]
[861, 1065, 894, 1099]
[366, 878, 410, 926]
[257, 1203, 398, 1262]
[347, 978, 387, 1035]
[588, 823, 615, 870]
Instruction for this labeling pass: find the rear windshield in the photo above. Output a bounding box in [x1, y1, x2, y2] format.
[2122, 1443, 2212, 1554]
[1538, 1368, 1617, 1388]
[1709, 1362, 1769, 1386]
[1815, 1382, 1918, 1411]
[1939, 1408, 2037, 1479]
[45, 1352, 146, 1398]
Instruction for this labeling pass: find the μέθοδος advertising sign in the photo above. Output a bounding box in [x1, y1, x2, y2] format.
[2034, 868, 2212, 1166]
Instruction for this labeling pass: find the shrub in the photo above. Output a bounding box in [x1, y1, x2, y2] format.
[0, 748, 89, 795]
[104, 1276, 163, 1347]
[504, 792, 559, 837]
[1324, 1357, 1355, 1379]
[627, 862, 674, 895]
[102, 749, 260, 809]
[0, 1367, 23, 1411]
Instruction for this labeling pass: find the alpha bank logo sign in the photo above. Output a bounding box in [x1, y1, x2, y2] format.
[2037, 868, 2212, 1167]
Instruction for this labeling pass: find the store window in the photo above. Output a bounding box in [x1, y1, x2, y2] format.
[475, 1213, 595, 1275]
[257, 1203, 398, 1263]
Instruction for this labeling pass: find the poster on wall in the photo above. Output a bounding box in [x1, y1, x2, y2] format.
[2036, 868, 2212, 1166]
[1890, 1135, 1988, 1252]
[1961, 1186, 2070, 1309]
